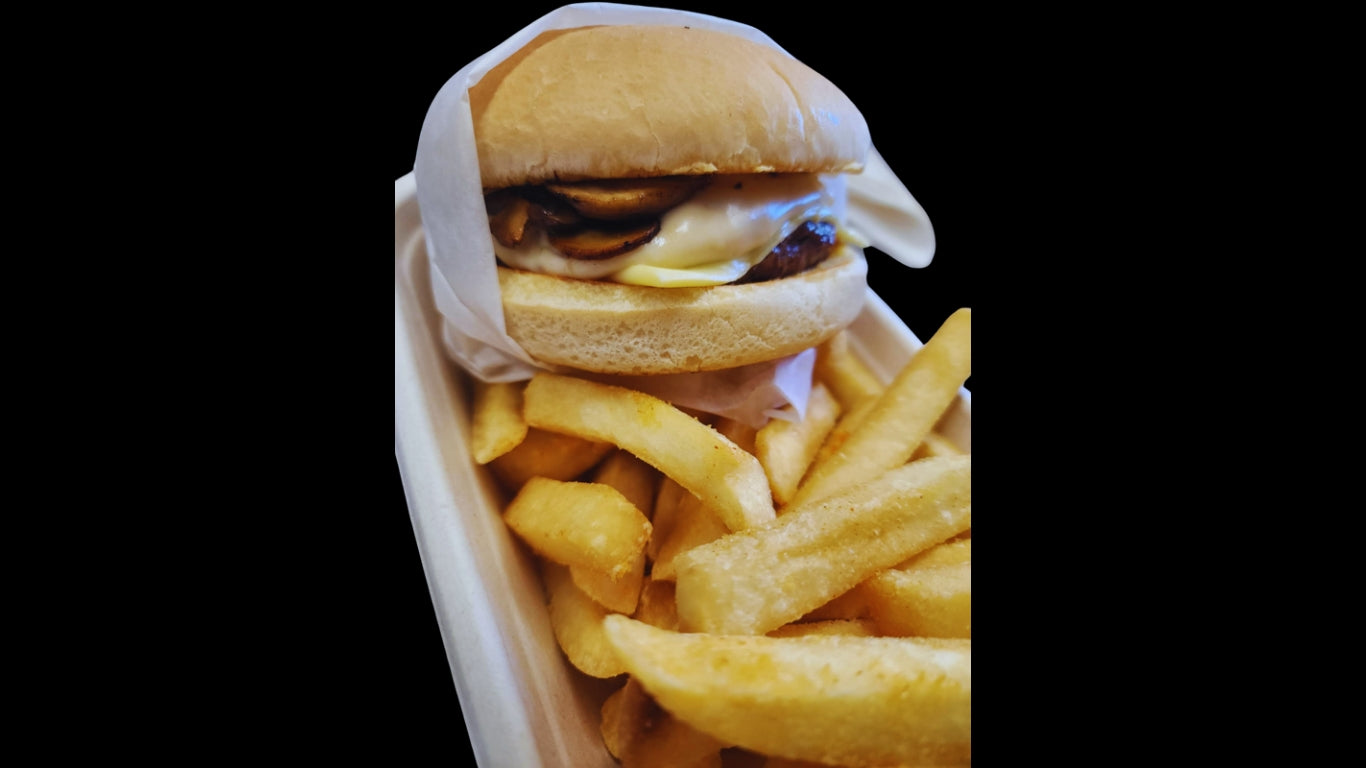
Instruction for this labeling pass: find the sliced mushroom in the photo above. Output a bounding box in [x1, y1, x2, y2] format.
[488, 195, 532, 247]
[544, 176, 707, 220]
[523, 189, 583, 229]
[548, 219, 662, 260]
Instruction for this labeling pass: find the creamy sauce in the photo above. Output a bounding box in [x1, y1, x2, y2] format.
[493, 173, 853, 287]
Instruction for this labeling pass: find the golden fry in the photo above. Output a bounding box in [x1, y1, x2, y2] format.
[910, 430, 966, 460]
[792, 307, 971, 507]
[603, 615, 971, 767]
[898, 538, 971, 570]
[649, 492, 728, 582]
[814, 329, 885, 409]
[632, 577, 680, 631]
[523, 373, 775, 531]
[593, 448, 661, 519]
[648, 478, 688, 563]
[503, 477, 651, 580]
[674, 455, 970, 636]
[799, 587, 871, 622]
[571, 554, 645, 615]
[862, 563, 971, 639]
[487, 426, 614, 493]
[600, 676, 727, 768]
[543, 562, 628, 678]
[469, 379, 528, 464]
[766, 618, 878, 638]
[808, 396, 876, 471]
[755, 382, 841, 508]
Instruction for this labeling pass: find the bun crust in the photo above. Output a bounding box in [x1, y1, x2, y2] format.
[471, 25, 871, 189]
[499, 250, 869, 375]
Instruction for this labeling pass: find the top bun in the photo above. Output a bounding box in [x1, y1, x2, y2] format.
[470, 25, 872, 189]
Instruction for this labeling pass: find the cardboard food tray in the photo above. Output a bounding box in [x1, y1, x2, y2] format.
[393, 172, 971, 767]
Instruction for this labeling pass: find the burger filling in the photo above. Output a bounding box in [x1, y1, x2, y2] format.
[485, 173, 866, 288]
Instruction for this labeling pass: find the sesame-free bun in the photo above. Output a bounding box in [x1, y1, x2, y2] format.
[498, 249, 869, 375]
[470, 25, 872, 189]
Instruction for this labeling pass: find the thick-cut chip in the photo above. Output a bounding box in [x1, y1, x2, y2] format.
[712, 416, 758, 456]
[809, 396, 876, 470]
[503, 477, 651, 580]
[862, 563, 971, 639]
[632, 577, 680, 631]
[593, 449, 661, 519]
[567, 450, 659, 613]
[649, 478, 688, 563]
[898, 538, 971, 570]
[755, 382, 841, 508]
[674, 455, 970, 635]
[799, 587, 871, 622]
[469, 379, 528, 464]
[911, 430, 965, 460]
[488, 426, 614, 492]
[524, 372, 775, 530]
[603, 615, 971, 767]
[600, 682, 632, 760]
[766, 618, 877, 638]
[814, 329, 885, 409]
[599, 676, 727, 768]
[792, 307, 971, 507]
[649, 491, 728, 582]
[543, 563, 628, 678]
[571, 553, 645, 615]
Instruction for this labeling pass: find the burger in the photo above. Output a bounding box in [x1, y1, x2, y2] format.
[467, 24, 873, 376]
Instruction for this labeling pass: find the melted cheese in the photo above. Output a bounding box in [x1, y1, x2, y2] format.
[493, 173, 854, 287]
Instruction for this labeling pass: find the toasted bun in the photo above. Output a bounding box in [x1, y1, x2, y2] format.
[470, 25, 871, 189]
[499, 249, 869, 375]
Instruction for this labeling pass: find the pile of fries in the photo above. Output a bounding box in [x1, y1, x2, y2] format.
[469, 308, 972, 767]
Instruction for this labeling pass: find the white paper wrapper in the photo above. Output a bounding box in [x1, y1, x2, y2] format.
[411, 2, 934, 422]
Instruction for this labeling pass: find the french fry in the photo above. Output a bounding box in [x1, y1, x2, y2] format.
[799, 586, 871, 622]
[862, 563, 971, 639]
[593, 449, 661, 519]
[568, 449, 660, 614]
[470, 305, 975, 766]
[712, 416, 757, 457]
[754, 382, 841, 508]
[673, 455, 970, 636]
[469, 379, 528, 464]
[503, 477, 651, 581]
[603, 615, 972, 767]
[766, 618, 877, 638]
[814, 329, 885, 409]
[632, 577, 680, 631]
[571, 553, 645, 615]
[523, 372, 775, 531]
[488, 426, 614, 493]
[649, 491, 728, 582]
[600, 676, 728, 768]
[808, 395, 876, 471]
[898, 537, 971, 570]
[543, 562, 628, 678]
[791, 307, 971, 507]
[911, 429, 965, 460]
[804, 529, 969, 624]
[648, 478, 688, 563]
[600, 682, 632, 760]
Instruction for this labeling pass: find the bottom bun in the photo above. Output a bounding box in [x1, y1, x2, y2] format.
[498, 249, 869, 375]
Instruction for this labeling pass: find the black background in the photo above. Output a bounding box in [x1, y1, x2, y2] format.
[383, 1, 1079, 760]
